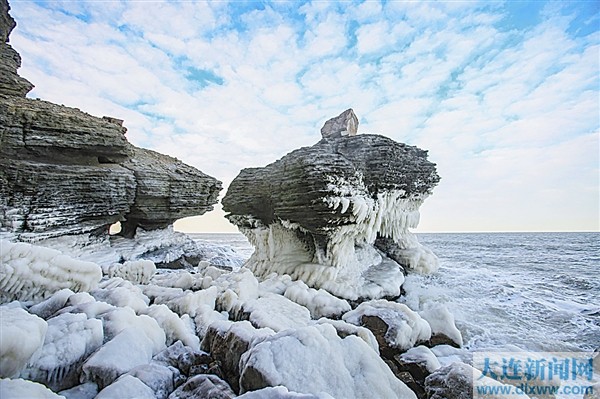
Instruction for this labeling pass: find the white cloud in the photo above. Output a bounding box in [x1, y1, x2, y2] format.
[7, 0, 599, 232]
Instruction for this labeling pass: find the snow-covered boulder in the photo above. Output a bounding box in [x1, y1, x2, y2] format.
[342, 300, 432, 355]
[233, 293, 312, 332]
[95, 375, 155, 399]
[102, 260, 156, 284]
[0, 240, 102, 302]
[0, 307, 48, 378]
[21, 313, 103, 391]
[29, 289, 75, 319]
[58, 382, 98, 399]
[239, 324, 417, 399]
[222, 112, 439, 300]
[201, 320, 274, 393]
[140, 304, 199, 349]
[237, 386, 334, 398]
[284, 280, 351, 319]
[168, 374, 236, 399]
[419, 304, 463, 347]
[0, 378, 65, 399]
[91, 278, 149, 312]
[81, 327, 162, 389]
[126, 363, 179, 399]
[425, 362, 529, 399]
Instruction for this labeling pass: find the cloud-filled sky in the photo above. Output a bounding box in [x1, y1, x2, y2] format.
[8, 0, 599, 232]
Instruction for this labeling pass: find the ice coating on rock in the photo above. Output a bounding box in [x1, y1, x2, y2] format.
[239, 323, 417, 398]
[342, 299, 432, 351]
[21, 313, 104, 391]
[0, 307, 47, 378]
[0, 240, 102, 302]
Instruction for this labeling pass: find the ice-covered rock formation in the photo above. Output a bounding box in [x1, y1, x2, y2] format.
[0, 0, 221, 242]
[223, 110, 440, 300]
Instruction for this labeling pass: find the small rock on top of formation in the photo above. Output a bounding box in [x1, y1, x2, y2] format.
[320, 108, 359, 139]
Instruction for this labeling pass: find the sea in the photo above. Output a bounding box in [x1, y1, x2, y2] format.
[190, 232, 599, 353]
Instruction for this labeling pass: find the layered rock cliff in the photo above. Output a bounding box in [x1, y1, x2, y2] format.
[223, 109, 440, 300]
[0, 0, 221, 241]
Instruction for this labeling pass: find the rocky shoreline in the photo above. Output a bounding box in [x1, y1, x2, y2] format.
[0, 1, 556, 398]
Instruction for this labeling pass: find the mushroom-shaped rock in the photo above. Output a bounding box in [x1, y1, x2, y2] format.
[223, 111, 440, 300]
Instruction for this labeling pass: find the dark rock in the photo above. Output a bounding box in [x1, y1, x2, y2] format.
[120, 146, 221, 237]
[425, 362, 520, 399]
[0, 0, 34, 97]
[0, 3, 221, 241]
[127, 363, 179, 399]
[223, 113, 440, 300]
[362, 315, 399, 359]
[426, 333, 462, 348]
[200, 321, 273, 394]
[168, 374, 236, 399]
[320, 108, 358, 138]
[425, 362, 474, 399]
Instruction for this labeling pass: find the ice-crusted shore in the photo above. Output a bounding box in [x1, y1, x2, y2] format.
[0, 233, 471, 399]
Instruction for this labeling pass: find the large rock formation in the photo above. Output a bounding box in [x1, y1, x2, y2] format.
[0, 0, 33, 97]
[0, 0, 221, 241]
[223, 110, 440, 300]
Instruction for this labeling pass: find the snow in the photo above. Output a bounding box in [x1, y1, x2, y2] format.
[0, 378, 66, 398]
[390, 233, 439, 274]
[237, 386, 335, 398]
[102, 260, 156, 284]
[141, 281, 218, 317]
[81, 327, 157, 389]
[315, 318, 380, 354]
[58, 382, 98, 399]
[194, 305, 228, 340]
[21, 313, 103, 391]
[100, 307, 166, 352]
[238, 293, 312, 332]
[399, 345, 441, 373]
[140, 304, 200, 349]
[343, 300, 432, 351]
[29, 289, 75, 319]
[0, 307, 48, 378]
[259, 273, 294, 295]
[239, 323, 417, 399]
[0, 240, 102, 302]
[419, 304, 463, 346]
[284, 280, 351, 319]
[94, 375, 155, 399]
[91, 278, 149, 312]
[125, 363, 177, 399]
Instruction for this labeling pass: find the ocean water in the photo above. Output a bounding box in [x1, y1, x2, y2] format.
[191, 232, 599, 353]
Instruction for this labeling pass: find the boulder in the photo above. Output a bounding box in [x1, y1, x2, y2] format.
[168, 374, 236, 399]
[200, 320, 273, 393]
[320, 108, 358, 138]
[223, 111, 439, 300]
[342, 299, 431, 357]
[239, 323, 417, 399]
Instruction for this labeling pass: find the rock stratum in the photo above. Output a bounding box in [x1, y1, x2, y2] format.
[223, 109, 440, 300]
[0, 0, 221, 241]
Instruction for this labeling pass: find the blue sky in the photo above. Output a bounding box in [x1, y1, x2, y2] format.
[8, 0, 599, 232]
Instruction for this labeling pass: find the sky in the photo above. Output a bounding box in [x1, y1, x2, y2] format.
[8, 0, 599, 233]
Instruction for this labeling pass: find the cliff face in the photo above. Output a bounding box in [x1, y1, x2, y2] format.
[223, 110, 440, 300]
[0, 0, 221, 241]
